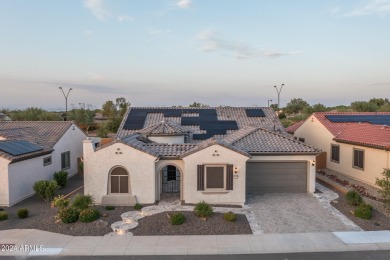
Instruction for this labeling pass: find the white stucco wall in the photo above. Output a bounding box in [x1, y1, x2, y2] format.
[148, 135, 184, 144]
[0, 157, 10, 206]
[249, 155, 317, 193]
[83, 140, 157, 204]
[5, 124, 86, 206]
[294, 116, 390, 186]
[182, 144, 249, 206]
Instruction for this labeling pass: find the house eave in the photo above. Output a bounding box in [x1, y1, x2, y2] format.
[334, 139, 390, 151]
[248, 151, 321, 156]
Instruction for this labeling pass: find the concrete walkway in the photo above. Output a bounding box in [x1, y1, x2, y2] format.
[1, 229, 390, 256]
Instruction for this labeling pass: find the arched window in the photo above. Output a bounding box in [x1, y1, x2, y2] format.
[110, 167, 129, 194]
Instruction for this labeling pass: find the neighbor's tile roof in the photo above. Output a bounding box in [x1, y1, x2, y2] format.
[333, 123, 390, 150]
[285, 121, 305, 134]
[228, 127, 319, 154]
[312, 112, 390, 150]
[0, 121, 74, 162]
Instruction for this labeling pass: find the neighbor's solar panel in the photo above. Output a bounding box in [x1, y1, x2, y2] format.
[245, 108, 265, 117]
[0, 140, 43, 156]
[326, 115, 390, 125]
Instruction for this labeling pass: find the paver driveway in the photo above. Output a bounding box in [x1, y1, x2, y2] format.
[246, 191, 361, 234]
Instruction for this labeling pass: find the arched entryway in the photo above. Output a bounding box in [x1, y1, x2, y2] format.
[161, 165, 180, 193]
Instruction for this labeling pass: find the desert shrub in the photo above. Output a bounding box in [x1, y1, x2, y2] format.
[194, 201, 213, 218]
[105, 205, 115, 210]
[53, 171, 68, 188]
[79, 208, 100, 223]
[223, 212, 237, 222]
[346, 190, 363, 206]
[52, 195, 70, 208]
[0, 208, 3, 211]
[376, 168, 390, 209]
[71, 194, 94, 211]
[0, 211, 8, 221]
[134, 203, 142, 210]
[59, 207, 79, 223]
[354, 203, 373, 220]
[33, 180, 58, 203]
[17, 208, 29, 219]
[169, 212, 185, 225]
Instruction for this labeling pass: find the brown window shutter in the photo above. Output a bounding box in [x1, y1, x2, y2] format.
[197, 165, 204, 191]
[226, 164, 233, 190]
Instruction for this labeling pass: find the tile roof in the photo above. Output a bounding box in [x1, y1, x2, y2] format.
[229, 127, 319, 154]
[312, 112, 390, 150]
[285, 121, 305, 134]
[116, 107, 285, 141]
[137, 121, 188, 135]
[0, 121, 74, 162]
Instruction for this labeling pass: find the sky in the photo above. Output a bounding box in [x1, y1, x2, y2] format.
[0, 0, 389, 111]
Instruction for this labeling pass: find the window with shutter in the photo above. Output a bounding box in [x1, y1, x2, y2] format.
[226, 164, 233, 190]
[197, 165, 204, 191]
[353, 149, 364, 170]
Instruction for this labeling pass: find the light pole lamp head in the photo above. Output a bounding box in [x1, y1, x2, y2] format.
[59, 87, 62, 90]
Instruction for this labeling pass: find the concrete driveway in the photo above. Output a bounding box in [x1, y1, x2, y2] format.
[246, 184, 362, 234]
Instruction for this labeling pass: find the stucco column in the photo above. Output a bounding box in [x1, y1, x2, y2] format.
[308, 160, 316, 193]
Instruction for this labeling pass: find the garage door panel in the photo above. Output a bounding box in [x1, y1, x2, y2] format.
[246, 162, 307, 193]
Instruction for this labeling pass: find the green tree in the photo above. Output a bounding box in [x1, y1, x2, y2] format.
[368, 98, 389, 107]
[67, 108, 95, 132]
[10, 107, 62, 121]
[350, 101, 378, 112]
[100, 97, 131, 134]
[189, 102, 209, 108]
[285, 98, 310, 115]
[303, 103, 328, 115]
[102, 101, 117, 118]
[270, 104, 279, 111]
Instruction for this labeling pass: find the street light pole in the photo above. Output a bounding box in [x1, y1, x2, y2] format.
[268, 99, 273, 107]
[274, 84, 284, 109]
[59, 87, 72, 121]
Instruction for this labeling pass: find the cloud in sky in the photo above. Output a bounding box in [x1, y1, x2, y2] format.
[117, 15, 134, 22]
[198, 30, 301, 59]
[345, 0, 390, 16]
[176, 0, 192, 9]
[84, 0, 110, 20]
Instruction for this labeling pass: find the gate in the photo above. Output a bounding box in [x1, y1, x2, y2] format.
[162, 165, 180, 193]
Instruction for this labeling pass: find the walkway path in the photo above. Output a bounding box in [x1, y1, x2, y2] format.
[1, 229, 390, 256]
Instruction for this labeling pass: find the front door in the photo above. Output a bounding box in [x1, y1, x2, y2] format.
[162, 165, 180, 193]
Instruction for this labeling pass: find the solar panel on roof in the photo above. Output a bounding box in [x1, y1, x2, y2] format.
[325, 115, 390, 125]
[245, 108, 265, 117]
[0, 140, 43, 156]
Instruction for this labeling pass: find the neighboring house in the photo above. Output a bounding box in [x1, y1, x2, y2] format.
[288, 112, 390, 186]
[83, 107, 319, 206]
[0, 113, 11, 121]
[0, 121, 87, 206]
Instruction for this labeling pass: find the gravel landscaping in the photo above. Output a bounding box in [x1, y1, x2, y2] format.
[317, 169, 390, 231]
[0, 174, 252, 236]
[132, 211, 252, 236]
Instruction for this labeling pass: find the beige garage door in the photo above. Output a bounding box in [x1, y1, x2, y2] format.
[246, 162, 308, 194]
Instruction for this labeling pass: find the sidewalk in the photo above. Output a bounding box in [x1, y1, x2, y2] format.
[1, 229, 390, 256]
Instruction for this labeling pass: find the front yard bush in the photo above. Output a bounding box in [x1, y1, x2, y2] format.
[17, 208, 29, 219]
[105, 205, 115, 210]
[52, 195, 70, 209]
[346, 190, 363, 206]
[79, 208, 100, 223]
[59, 207, 80, 224]
[53, 171, 68, 188]
[71, 194, 94, 211]
[33, 180, 58, 203]
[354, 203, 373, 220]
[169, 213, 185, 225]
[223, 212, 237, 222]
[134, 203, 142, 210]
[0, 211, 8, 221]
[194, 201, 213, 218]
[376, 168, 390, 209]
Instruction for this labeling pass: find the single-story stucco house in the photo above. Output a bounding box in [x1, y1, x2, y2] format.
[83, 107, 319, 206]
[0, 121, 87, 206]
[286, 112, 390, 186]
